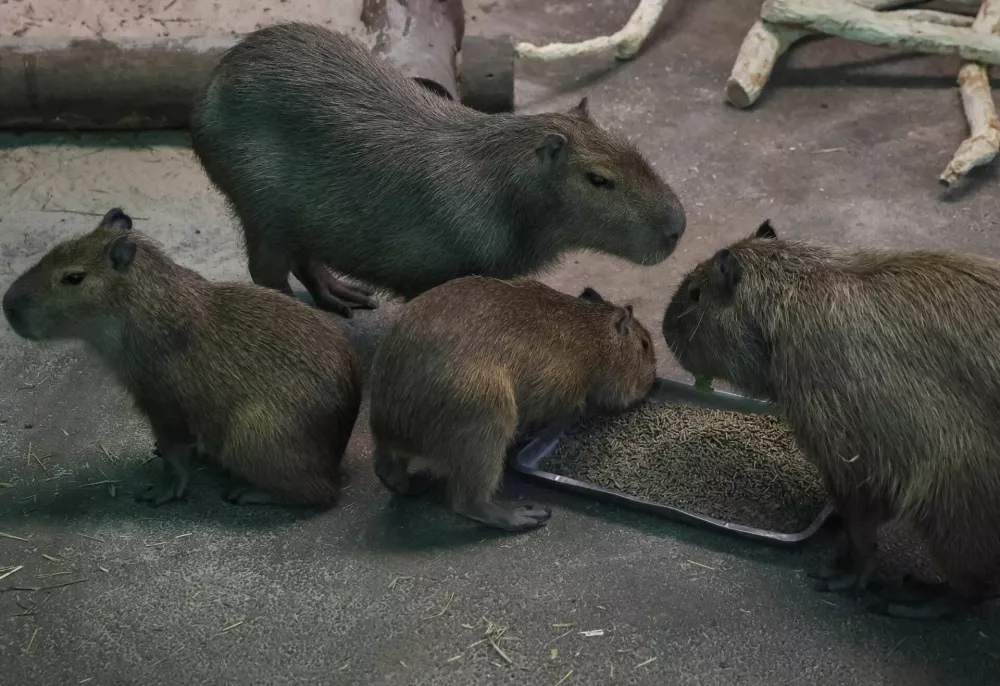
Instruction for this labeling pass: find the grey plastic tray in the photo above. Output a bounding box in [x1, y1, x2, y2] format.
[510, 378, 835, 547]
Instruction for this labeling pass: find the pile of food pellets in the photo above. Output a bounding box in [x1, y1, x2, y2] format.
[543, 401, 829, 534]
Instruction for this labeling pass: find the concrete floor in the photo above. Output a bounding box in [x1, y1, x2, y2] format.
[2, 0, 999, 684]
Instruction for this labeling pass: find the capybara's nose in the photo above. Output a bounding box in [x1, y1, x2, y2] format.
[662, 207, 686, 249]
[2, 289, 28, 329]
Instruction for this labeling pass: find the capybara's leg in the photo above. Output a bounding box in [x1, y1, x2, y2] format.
[245, 232, 293, 295]
[872, 518, 1000, 619]
[871, 580, 986, 620]
[374, 443, 434, 496]
[812, 501, 881, 595]
[447, 442, 551, 533]
[137, 438, 192, 507]
[217, 417, 342, 507]
[292, 260, 378, 317]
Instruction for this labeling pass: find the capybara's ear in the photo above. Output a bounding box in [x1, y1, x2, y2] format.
[108, 235, 137, 272]
[536, 133, 568, 168]
[579, 287, 606, 304]
[710, 249, 742, 296]
[755, 219, 777, 240]
[99, 208, 133, 232]
[615, 304, 635, 335]
[571, 96, 590, 118]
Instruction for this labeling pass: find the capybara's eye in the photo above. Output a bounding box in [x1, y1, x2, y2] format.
[586, 173, 614, 190]
[641, 338, 650, 351]
[61, 272, 86, 286]
[689, 286, 701, 302]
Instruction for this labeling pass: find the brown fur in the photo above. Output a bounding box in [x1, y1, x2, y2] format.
[2, 209, 361, 507]
[369, 276, 657, 531]
[189, 23, 686, 315]
[662, 220, 1000, 617]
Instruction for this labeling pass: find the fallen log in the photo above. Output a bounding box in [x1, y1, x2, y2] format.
[0, 36, 235, 130]
[362, 0, 465, 100]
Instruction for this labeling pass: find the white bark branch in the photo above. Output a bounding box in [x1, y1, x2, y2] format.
[892, 10, 975, 28]
[726, 21, 808, 109]
[941, 0, 1000, 186]
[761, 0, 1000, 65]
[515, 0, 668, 61]
[725, 1, 975, 109]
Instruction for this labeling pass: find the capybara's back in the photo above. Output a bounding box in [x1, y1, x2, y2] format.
[369, 276, 656, 531]
[662, 220, 1000, 618]
[190, 23, 686, 312]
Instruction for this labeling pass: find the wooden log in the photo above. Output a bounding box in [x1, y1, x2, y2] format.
[459, 35, 516, 114]
[516, 0, 668, 61]
[0, 2, 465, 130]
[725, 1, 970, 109]
[725, 21, 809, 109]
[362, 0, 464, 100]
[940, 0, 1000, 186]
[893, 9, 975, 28]
[0, 36, 236, 130]
[761, 0, 1000, 65]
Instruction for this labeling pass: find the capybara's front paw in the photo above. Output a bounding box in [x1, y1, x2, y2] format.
[499, 504, 552, 532]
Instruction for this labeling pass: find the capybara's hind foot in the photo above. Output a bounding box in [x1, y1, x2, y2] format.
[224, 486, 276, 506]
[136, 475, 188, 507]
[812, 572, 866, 595]
[137, 442, 190, 506]
[874, 575, 948, 605]
[866, 575, 982, 619]
[454, 500, 552, 532]
[374, 445, 434, 496]
[377, 468, 435, 497]
[868, 588, 969, 620]
[299, 263, 378, 318]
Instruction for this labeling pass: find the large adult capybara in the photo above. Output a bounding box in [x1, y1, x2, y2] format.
[662, 220, 1000, 619]
[369, 276, 657, 532]
[189, 23, 686, 317]
[2, 209, 361, 507]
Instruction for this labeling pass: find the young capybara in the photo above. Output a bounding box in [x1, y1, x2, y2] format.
[662, 220, 1000, 619]
[369, 276, 657, 532]
[189, 23, 686, 317]
[2, 209, 362, 507]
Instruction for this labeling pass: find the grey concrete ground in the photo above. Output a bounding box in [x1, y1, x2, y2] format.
[2, 0, 999, 684]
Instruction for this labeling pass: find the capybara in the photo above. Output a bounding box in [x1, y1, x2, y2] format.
[369, 276, 657, 531]
[2, 209, 361, 507]
[662, 219, 1000, 619]
[189, 23, 686, 317]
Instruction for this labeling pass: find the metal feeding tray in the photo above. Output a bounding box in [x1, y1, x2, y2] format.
[509, 378, 835, 547]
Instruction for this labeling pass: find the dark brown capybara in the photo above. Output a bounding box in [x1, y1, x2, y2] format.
[2, 209, 362, 507]
[662, 219, 1000, 619]
[369, 276, 657, 532]
[189, 23, 686, 317]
